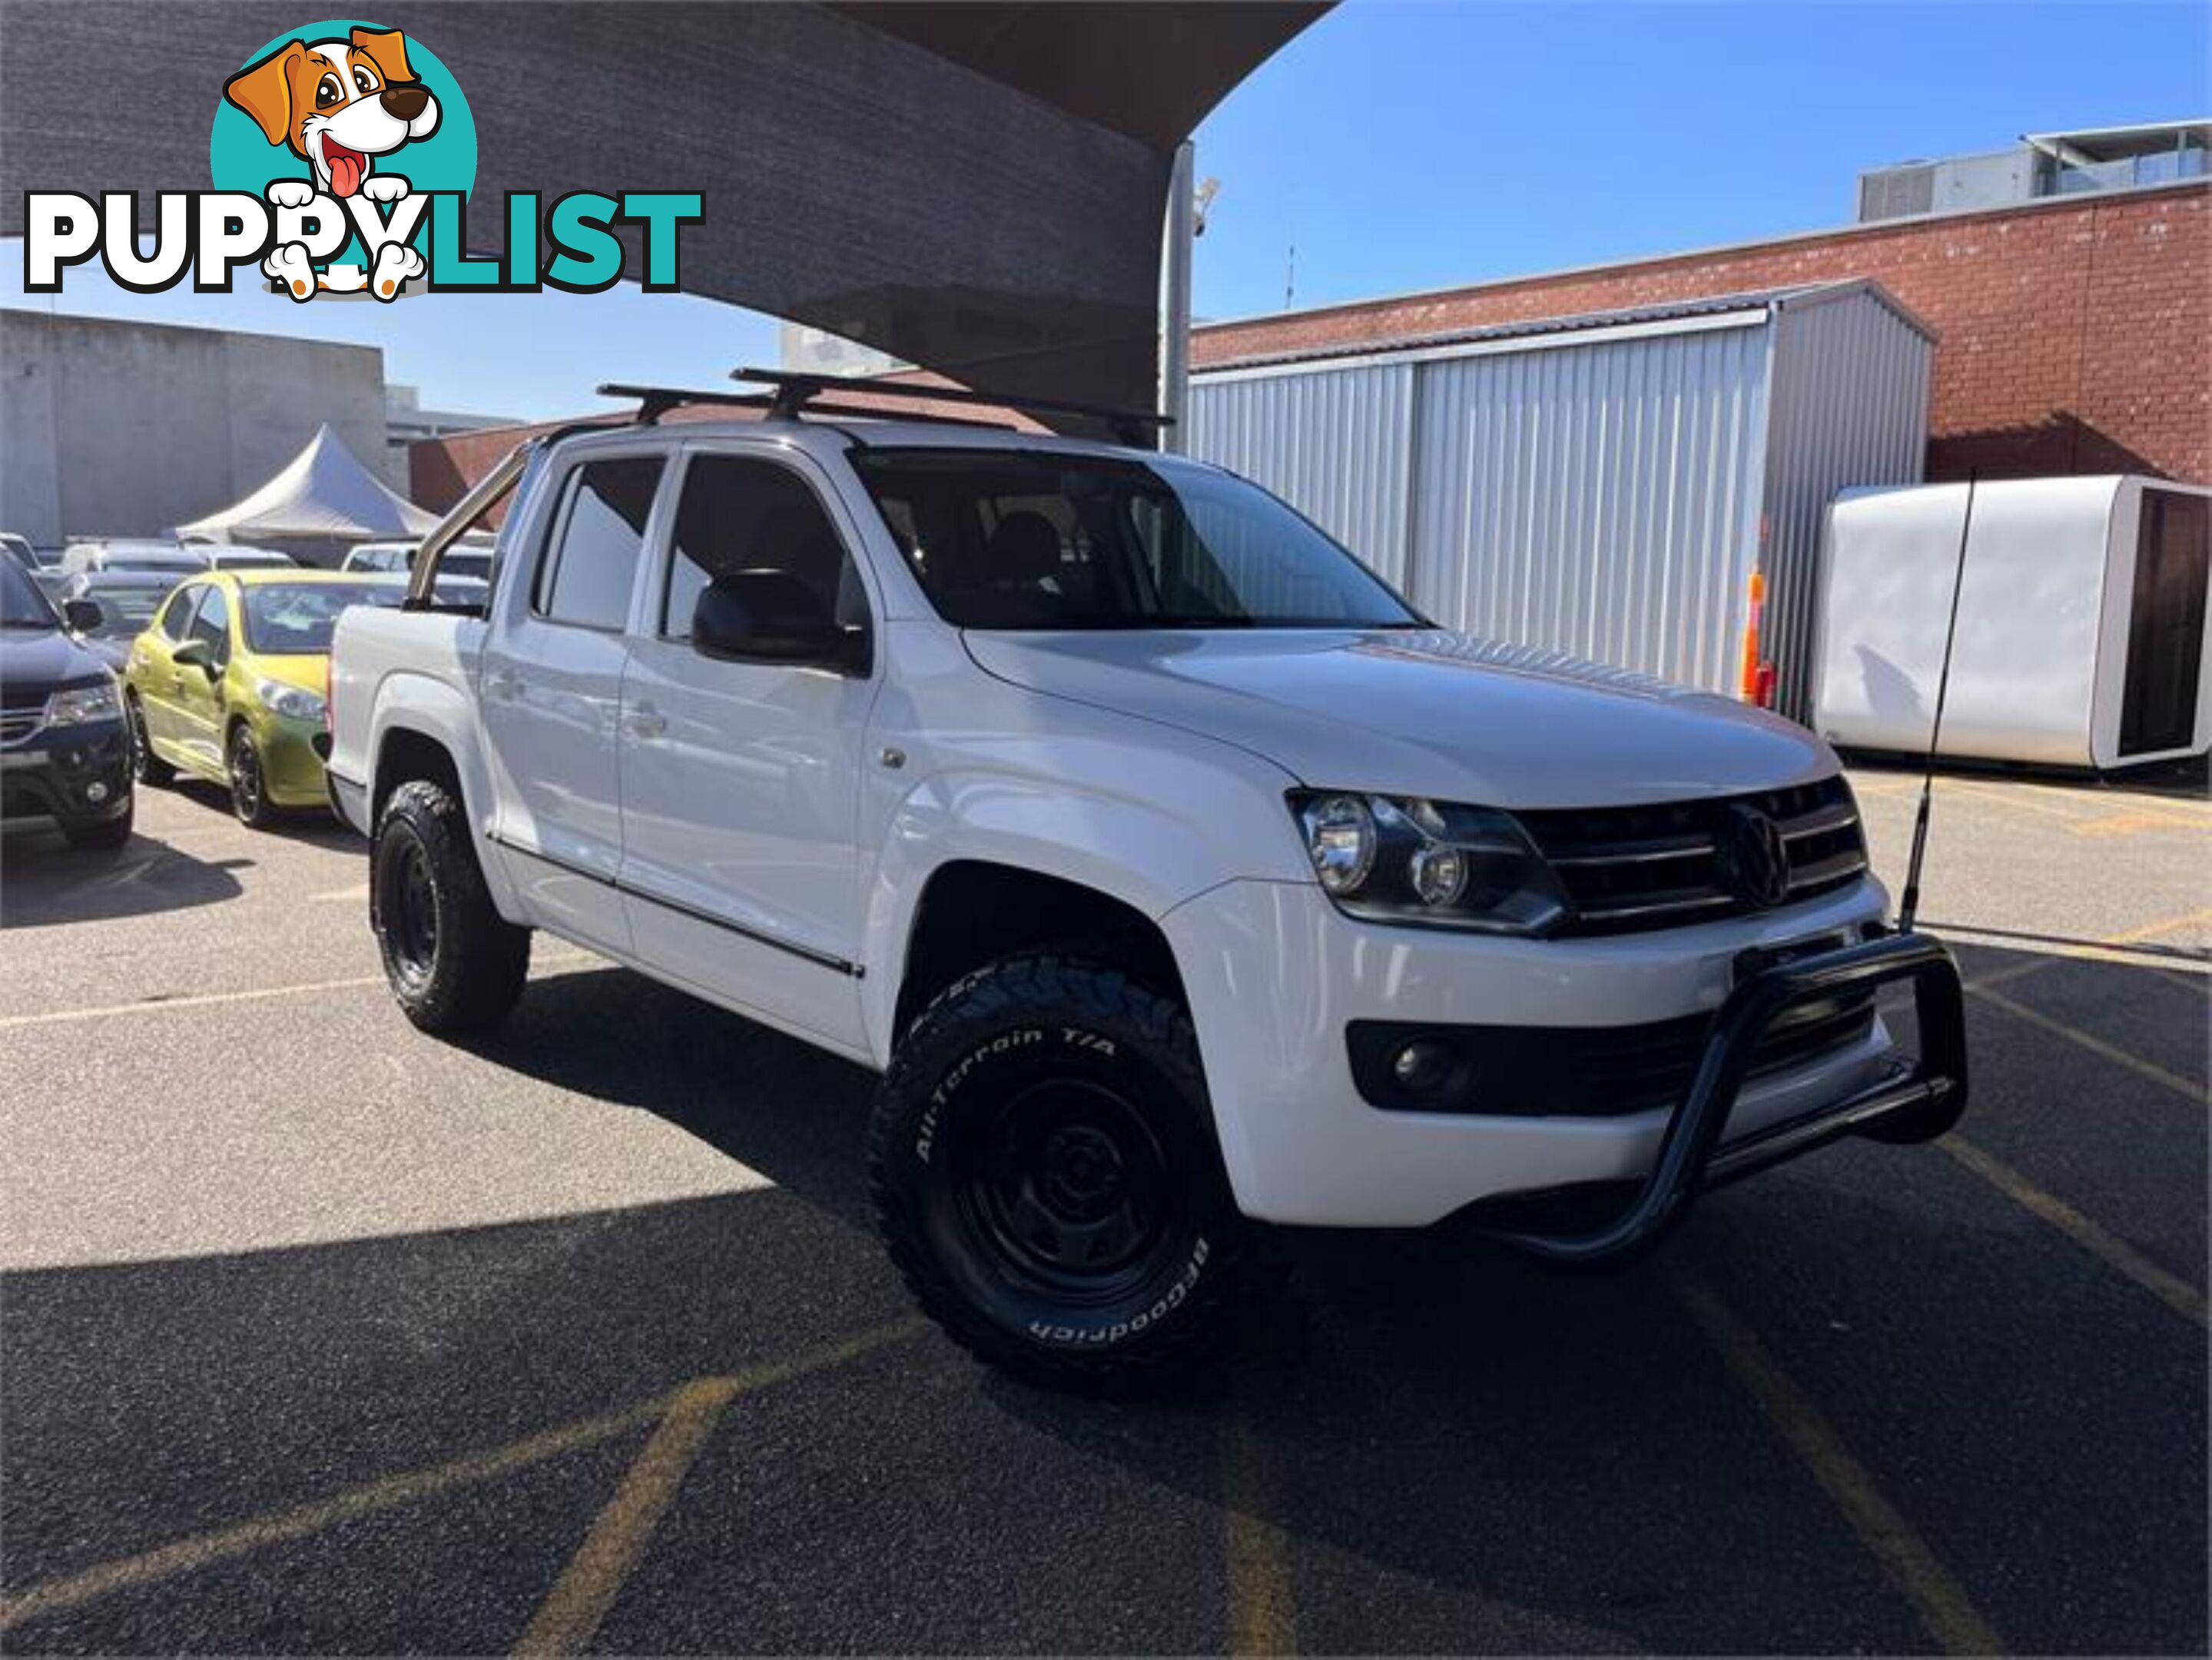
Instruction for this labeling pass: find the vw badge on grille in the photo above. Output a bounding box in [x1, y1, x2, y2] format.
[1723, 805, 1791, 908]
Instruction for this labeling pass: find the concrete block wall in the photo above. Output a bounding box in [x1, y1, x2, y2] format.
[0, 310, 393, 547]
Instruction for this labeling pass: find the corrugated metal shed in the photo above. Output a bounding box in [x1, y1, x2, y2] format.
[1186, 281, 1934, 717]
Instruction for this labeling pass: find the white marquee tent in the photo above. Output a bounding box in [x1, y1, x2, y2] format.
[174, 424, 436, 566]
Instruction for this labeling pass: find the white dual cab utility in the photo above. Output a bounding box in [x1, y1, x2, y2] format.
[327, 372, 1969, 1387]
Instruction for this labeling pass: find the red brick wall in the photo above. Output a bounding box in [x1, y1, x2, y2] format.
[1193, 182, 2211, 484]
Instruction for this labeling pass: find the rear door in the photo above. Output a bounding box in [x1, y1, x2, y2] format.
[2117, 486, 2209, 758]
[479, 449, 667, 954]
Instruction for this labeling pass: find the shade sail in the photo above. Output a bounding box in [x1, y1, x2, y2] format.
[176, 424, 437, 543]
[0, 2, 1326, 420]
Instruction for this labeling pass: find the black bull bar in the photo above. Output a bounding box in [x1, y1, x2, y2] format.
[1478, 928, 1968, 1263]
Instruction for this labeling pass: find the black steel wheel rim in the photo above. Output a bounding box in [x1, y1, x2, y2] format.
[385, 835, 439, 982]
[954, 1075, 1182, 1302]
[228, 731, 261, 818]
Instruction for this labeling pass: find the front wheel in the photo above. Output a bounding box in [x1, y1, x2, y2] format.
[371, 778, 530, 1034]
[227, 722, 275, 828]
[127, 695, 174, 786]
[869, 954, 1272, 1390]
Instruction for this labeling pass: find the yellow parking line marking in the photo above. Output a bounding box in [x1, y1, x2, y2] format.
[1967, 984, 2205, 1105]
[1939, 779, 2086, 822]
[513, 1321, 922, 1657]
[1671, 1274, 2004, 1657]
[0, 1322, 921, 1638]
[514, 1379, 738, 1657]
[1962, 959, 2054, 994]
[1938, 1138, 2206, 1327]
[0, 1399, 662, 1633]
[2067, 810, 2208, 838]
[2105, 906, 2212, 947]
[0, 972, 392, 1031]
[0, 954, 602, 1032]
[1222, 1409, 1295, 1658]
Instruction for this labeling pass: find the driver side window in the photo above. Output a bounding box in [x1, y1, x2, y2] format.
[662, 456, 867, 640]
[158, 585, 201, 642]
[187, 585, 230, 667]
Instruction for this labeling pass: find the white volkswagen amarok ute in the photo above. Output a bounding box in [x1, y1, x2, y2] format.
[325, 372, 1967, 1389]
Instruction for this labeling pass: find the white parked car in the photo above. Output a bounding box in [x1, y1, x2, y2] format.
[343, 535, 496, 585]
[327, 380, 1968, 1387]
[58, 540, 294, 576]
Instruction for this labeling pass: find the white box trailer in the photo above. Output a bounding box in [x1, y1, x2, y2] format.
[1813, 476, 2210, 769]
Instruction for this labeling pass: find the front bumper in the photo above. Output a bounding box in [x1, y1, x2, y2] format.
[1161, 876, 1960, 1230]
[251, 713, 333, 808]
[0, 720, 132, 828]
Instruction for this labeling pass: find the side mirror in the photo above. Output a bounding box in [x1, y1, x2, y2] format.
[62, 598, 101, 633]
[172, 638, 218, 674]
[691, 570, 867, 672]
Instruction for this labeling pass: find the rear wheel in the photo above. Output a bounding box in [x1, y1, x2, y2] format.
[127, 695, 174, 786]
[227, 722, 274, 828]
[869, 954, 1271, 1390]
[371, 778, 530, 1034]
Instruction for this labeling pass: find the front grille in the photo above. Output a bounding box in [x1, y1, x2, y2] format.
[1349, 994, 1879, 1119]
[1519, 775, 1868, 935]
[0, 709, 41, 746]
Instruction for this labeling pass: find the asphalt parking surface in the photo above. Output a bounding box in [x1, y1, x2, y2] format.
[2, 765, 2204, 1655]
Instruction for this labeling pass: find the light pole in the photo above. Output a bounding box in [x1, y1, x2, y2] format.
[1158, 141, 1196, 453]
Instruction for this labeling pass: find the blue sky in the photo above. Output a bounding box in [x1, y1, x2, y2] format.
[5, 0, 2205, 423]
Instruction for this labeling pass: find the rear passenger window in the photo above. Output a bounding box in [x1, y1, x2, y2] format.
[533, 457, 664, 630]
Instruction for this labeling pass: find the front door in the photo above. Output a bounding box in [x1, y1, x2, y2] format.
[131, 582, 203, 755]
[618, 449, 877, 1050]
[170, 580, 233, 778]
[479, 450, 664, 954]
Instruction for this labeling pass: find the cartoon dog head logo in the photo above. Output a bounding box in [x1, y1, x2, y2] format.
[223, 26, 439, 201]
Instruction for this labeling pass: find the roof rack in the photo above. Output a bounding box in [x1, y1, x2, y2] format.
[729, 366, 1174, 447]
[595, 381, 1016, 433]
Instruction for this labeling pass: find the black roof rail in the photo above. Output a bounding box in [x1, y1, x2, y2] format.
[598, 383, 778, 424]
[728, 366, 1174, 447]
[594, 381, 1017, 434]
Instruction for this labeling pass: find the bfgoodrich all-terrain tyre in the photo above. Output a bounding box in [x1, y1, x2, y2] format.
[371, 778, 530, 1034]
[869, 954, 1272, 1389]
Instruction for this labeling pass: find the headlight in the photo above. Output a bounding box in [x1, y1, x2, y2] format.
[45, 678, 121, 727]
[257, 679, 326, 722]
[1292, 792, 1568, 935]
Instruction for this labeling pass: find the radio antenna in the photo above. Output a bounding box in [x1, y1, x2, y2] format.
[1897, 473, 1977, 933]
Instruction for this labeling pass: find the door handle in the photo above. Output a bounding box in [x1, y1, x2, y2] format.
[625, 702, 668, 739]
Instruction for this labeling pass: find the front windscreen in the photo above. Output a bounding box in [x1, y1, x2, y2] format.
[852, 449, 1421, 630]
[240, 583, 401, 654]
[1, 559, 59, 628]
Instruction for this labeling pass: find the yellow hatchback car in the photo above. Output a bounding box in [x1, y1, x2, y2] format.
[124, 569, 404, 826]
